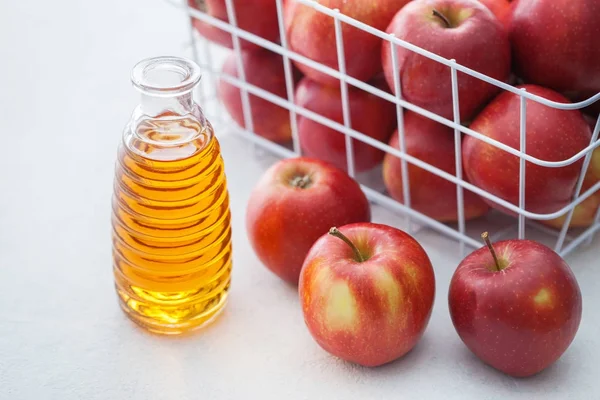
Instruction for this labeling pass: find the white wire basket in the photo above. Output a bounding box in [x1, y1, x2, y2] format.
[166, 0, 600, 258]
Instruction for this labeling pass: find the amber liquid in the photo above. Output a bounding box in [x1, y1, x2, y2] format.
[112, 116, 232, 334]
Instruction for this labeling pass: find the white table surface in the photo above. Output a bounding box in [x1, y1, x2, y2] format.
[1, 1, 599, 399]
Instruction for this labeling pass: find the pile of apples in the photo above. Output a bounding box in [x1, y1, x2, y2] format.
[192, 0, 600, 228]
[189, 0, 598, 377]
[245, 155, 582, 377]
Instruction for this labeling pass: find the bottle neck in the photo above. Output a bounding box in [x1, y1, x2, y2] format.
[131, 56, 202, 118]
[140, 91, 194, 117]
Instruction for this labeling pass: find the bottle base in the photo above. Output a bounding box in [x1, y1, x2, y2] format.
[116, 286, 229, 335]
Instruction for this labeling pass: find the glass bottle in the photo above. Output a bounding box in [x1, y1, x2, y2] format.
[112, 56, 232, 335]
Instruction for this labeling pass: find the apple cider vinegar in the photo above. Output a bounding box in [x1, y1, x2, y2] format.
[112, 56, 232, 334]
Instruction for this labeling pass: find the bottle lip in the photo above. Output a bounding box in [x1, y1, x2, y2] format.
[131, 56, 202, 96]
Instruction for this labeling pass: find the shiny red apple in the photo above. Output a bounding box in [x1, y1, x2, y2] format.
[246, 157, 371, 285]
[449, 233, 582, 377]
[463, 84, 592, 215]
[383, 111, 489, 222]
[382, 0, 511, 121]
[299, 223, 436, 367]
[510, 0, 600, 95]
[189, 0, 280, 50]
[295, 76, 396, 173]
[219, 50, 301, 143]
[285, 0, 411, 86]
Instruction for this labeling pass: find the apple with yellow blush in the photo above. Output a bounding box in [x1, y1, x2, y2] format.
[299, 223, 435, 367]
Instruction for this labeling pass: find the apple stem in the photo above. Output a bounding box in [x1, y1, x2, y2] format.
[481, 232, 501, 272]
[432, 9, 452, 28]
[329, 227, 365, 262]
[290, 175, 311, 189]
[194, 0, 207, 12]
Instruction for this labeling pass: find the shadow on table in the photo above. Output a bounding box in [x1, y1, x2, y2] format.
[443, 343, 580, 394]
[318, 331, 580, 396]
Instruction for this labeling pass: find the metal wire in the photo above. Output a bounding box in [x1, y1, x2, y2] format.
[275, 0, 301, 155]
[518, 91, 527, 240]
[450, 63, 466, 256]
[333, 10, 356, 178]
[389, 36, 413, 233]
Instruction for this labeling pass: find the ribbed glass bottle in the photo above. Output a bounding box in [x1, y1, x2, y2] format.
[112, 56, 232, 335]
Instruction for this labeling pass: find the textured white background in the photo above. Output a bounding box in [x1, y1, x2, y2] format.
[1, 1, 599, 399]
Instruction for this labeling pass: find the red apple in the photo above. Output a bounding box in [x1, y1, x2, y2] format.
[189, 0, 280, 50]
[246, 157, 371, 285]
[478, 0, 512, 28]
[463, 84, 592, 215]
[383, 111, 489, 222]
[285, 0, 411, 86]
[295, 77, 396, 173]
[543, 116, 600, 229]
[219, 50, 301, 143]
[382, 0, 511, 121]
[510, 0, 600, 95]
[299, 223, 435, 367]
[449, 233, 582, 377]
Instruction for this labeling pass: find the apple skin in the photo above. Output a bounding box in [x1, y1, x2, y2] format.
[463, 84, 592, 215]
[219, 50, 302, 143]
[189, 0, 280, 50]
[383, 111, 489, 222]
[285, 0, 412, 86]
[246, 157, 371, 285]
[295, 76, 397, 173]
[448, 239, 582, 377]
[382, 0, 511, 121]
[299, 222, 435, 367]
[478, 0, 512, 28]
[510, 0, 600, 95]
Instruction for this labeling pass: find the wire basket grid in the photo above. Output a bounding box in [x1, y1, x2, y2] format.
[169, 0, 600, 258]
